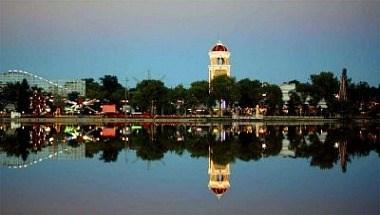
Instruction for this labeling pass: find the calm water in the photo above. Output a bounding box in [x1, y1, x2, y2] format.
[1, 123, 379, 215]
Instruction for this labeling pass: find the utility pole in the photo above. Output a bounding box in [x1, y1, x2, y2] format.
[125, 78, 129, 101]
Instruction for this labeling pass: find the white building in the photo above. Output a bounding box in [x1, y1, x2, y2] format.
[280, 83, 296, 104]
[208, 41, 231, 85]
[0, 70, 86, 96]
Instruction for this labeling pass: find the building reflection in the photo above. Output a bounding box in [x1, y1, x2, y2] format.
[335, 139, 348, 173]
[280, 126, 295, 157]
[208, 146, 231, 199]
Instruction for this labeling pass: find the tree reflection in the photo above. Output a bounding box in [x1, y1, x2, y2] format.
[0, 127, 31, 161]
[0, 123, 378, 172]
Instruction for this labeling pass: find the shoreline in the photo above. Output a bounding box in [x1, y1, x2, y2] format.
[1, 115, 377, 125]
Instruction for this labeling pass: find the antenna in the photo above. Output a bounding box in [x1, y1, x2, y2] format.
[158, 74, 166, 81]
[125, 77, 129, 100]
[147, 69, 151, 80]
[133, 77, 140, 83]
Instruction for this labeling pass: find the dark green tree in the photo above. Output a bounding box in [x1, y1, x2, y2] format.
[262, 84, 283, 115]
[83, 78, 104, 99]
[167, 84, 189, 115]
[67, 91, 80, 101]
[310, 72, 339, 107]
[132, 80, 168, 114]
[18, 79, 31, 113]
[1, 79, 31, 113]
[210, 75, 239, 115]
[99, 75, 124, 103]
[287, 91, 301, 115]
[188, 80, 211, 110]
[237, 78, 262, 108]
[100, 75, 122, 94]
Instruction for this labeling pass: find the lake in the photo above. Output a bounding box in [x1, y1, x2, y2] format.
[1, 122, 379, 215]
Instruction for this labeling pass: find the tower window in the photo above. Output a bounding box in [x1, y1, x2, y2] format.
[217, 57, 225, 65]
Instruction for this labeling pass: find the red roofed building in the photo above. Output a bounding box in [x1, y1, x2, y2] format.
[208, 41, 231, 85]
[101, 104, 116, 114]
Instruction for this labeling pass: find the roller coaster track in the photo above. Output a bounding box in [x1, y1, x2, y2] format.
[0, 69, 75, 95]
[1, 145, 86, 169]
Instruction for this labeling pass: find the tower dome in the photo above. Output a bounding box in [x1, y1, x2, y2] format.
[211, 41, 228, 52]
[210, 187, 229, 198]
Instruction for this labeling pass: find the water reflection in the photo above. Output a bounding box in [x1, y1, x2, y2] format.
[0, 123, 379, 174]
[209, 146, 231, 198]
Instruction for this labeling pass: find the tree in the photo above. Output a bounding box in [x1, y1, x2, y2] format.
[237, 78, 262, 108]
[347, 82, 380, 116]
[99, 75, 124, 103]
[84, 76, 126, 104]
[83, 78, 104, 99]
[132, 80, 168, 114]
[310, 72, 339, 106]
[210, 75, 239, 115]
[67, 91, 80, 101]
[100, 75, 122, 94]
[262, 84, 283, 115]
[1, 79, 31, 113]
[296, 82, 312, 103]
[188, 80, 212, 112]
[167, 84, 189, 115]
[287, 91, 301, 115]
[18, 79, 31, 113]
[294, 82, 313, 115]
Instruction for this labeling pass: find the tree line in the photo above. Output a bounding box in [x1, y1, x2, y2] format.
[1, 71, 379, 116]
[81, 71, 380, 117]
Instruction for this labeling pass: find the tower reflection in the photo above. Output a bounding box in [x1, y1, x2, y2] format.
[208, 146, 231, 199]
[207, 123, 232, 198]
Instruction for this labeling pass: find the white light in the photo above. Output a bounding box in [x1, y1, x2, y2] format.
[334, 142, 339, 148]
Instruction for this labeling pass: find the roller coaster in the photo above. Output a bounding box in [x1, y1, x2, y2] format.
[0, 69, 85, 96]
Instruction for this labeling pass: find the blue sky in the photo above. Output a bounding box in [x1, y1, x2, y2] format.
[1, 0, 379, 87]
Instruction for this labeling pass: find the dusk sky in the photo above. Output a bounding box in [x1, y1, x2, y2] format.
[1, 0, 379, 87]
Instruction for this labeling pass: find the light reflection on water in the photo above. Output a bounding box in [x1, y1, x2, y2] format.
[0, 123, 379, 215]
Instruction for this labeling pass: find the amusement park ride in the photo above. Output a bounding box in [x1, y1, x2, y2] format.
[63, 99, 99, 115]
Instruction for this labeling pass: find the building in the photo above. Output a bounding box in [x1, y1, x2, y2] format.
[0, 70, 86, 97]
[208, 41, 231, 85]
[279, 83, 296, 105]
[61, 80, 86, 97]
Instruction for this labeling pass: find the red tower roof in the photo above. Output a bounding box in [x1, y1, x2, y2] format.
[211, 41, 228, 52]
[210, 187, 228, 195]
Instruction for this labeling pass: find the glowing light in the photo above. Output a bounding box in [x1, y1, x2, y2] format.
[334, 142, 339, 148]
